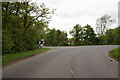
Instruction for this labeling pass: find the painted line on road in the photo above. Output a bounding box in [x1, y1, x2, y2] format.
[48, 50, 57, 53]
[71, 69, 74, 74]
[46, 50, 56, 53]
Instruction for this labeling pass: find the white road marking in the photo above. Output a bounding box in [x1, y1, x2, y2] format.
[71, 69, 73, 74]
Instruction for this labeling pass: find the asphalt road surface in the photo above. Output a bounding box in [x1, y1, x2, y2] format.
[3, 46, 118, 78]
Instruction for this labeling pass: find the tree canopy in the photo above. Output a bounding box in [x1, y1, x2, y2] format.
[2, 1, 55, 53]
[96, 15, 115, 35]
[2, 1, 119, 54]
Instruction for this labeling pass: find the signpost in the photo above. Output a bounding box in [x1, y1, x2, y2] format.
[38, 39, 45, 48]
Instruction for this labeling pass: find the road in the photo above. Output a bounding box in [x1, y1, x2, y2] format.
[3, 46, 118, 78]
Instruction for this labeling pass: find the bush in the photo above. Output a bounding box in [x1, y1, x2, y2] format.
[2, 29, 14, 53]
[109, 48, 120, 61]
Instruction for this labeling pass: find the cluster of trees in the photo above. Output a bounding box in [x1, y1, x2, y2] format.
[98, 27, 120, 45]
[69, 15, 119, 46]
[2, 1, 119, 54]
[69, 24, 96, 45]
[2, 2, 55, 53]
[2, 2, 69, 54]
[45, 29, 68, 46]
[69, 24, 119, 46]
[95, 15, 119, 45]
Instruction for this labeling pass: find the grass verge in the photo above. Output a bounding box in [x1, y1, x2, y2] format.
[109, 48, 120, 61]
[2, 48, 50, 66]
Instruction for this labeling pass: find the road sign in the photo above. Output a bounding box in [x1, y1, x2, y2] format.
[41, 39, 44, 41]
[41, 44, 43, 46]
[40, 39, 45, 44]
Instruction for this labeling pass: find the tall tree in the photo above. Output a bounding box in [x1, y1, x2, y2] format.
[2, 2, 55, 53]
[58, 31, 68, 46]
[96, 15, 115, 35]
[83, 24, 96, 45]
[46, 28, 58, 46]
[46, 29, 68, 46]
[70, 24, 83, 45]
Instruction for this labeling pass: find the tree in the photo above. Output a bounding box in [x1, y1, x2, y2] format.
[58, 31, 68, 46]
[105, 29, 114, 44]
[68, 38, 74, 46]
[2, 29, 14, 53]
[2, 2, 55, 53]
[70, 24, 83, 45]
[2, 2, 25, 52]
[46, 29, 68, 46]
[97, 26, 120, 45]
[83, 24, 96, 45]
[112, 27, 120, 45]
[96, 15, 115, 35]
[21, 2, 55, 36]
[97, 34, 106, 45]
[46, 28, 58, 46]
[56, 29, 62, 45]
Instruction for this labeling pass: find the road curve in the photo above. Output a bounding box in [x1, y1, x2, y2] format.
[3, 45, 118, 78]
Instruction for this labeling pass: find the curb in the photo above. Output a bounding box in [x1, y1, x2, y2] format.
[105, 52, 118, 64]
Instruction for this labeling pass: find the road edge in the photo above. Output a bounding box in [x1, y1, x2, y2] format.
[2, 49, 50, 69]
[105, 52, 118, 64]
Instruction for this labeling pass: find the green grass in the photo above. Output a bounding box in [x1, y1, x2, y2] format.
[109, 48, 120, 61]
[2, 48, 50, 65]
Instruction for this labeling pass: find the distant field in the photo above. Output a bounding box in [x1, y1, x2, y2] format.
[2, 48, 50, 65]
[109, 48, 120, 61]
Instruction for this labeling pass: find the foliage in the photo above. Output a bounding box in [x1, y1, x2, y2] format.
[2, 29, 14, 53]
[96, 15, 115, 35]
[45, 29, 68, 46]
[46, 28, 58, 46]
[68, 38, 75, 46]
[83, 24, 96, 45]
[109, 48, 120, 61]
[105, 29, 114, 44]
[2, 1, 120, 55]
[69, 22, 119, 46]
[97, 34, 106, 44]
[70, 24, 83, 45]
[70, 24, 97, 45]
[112, 27, 120, 45]
[97, 27, 120, 45]
[2, 2, 55, 53]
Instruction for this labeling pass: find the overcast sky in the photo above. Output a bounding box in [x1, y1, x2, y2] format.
[32, 0, 119, 38]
